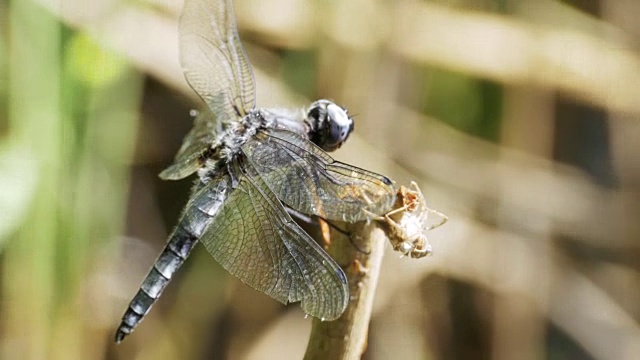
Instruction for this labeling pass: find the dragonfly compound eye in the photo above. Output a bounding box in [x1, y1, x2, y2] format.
[326, 103, 353, 147]
[307, 100, 354, 152]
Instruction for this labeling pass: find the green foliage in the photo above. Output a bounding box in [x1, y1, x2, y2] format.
[2, 2, 143, 356]
[421, 67, 502, 142]
[281, 50, 317, 99]
[65, 32, 129, 89]
[0, 32, 7, 135]
[0, 144, 38, 245]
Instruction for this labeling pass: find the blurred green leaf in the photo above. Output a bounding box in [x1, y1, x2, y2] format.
[65, 32, 128, 88]
[0, 23, 8, 134]
[0, 144, 38, 245]
[282, 50, 317, 98]
[421, 67, 502, 142]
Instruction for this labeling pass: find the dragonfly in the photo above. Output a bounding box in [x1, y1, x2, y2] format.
[114, 0, 396, 343]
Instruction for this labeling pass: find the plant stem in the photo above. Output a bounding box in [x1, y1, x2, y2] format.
[303, 221, 388, 360]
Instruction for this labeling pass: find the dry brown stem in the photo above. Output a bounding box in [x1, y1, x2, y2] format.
[303, 221, 388, 360]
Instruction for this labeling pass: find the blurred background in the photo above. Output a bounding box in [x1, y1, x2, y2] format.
[2, 0, 640, 359]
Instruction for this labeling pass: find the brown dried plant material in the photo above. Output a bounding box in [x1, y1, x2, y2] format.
[304, 182, 447, 359]
[371, 181, 448, 258]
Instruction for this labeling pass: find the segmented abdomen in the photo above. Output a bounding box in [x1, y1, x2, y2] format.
[115, 178, 229, 343]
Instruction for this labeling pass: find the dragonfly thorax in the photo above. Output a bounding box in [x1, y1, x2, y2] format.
[218, 111, 267, 161]
[196, 111, 267, 184]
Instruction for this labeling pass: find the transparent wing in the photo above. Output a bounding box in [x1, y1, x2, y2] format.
[180, 0, 255, 125]
[160, 109, 219, 180]
[241, 129, 397, 222]
[199, 162, 349, 320]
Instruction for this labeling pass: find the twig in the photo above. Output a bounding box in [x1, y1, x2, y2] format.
[303, 221, 388, 360]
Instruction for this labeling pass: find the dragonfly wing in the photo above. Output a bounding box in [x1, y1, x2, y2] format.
[241, 129, 397, 222]
[160, 109, 220, 180]
[199, 160, 349, 320]
[165, 0, 256, 180]
[180, 0, 255, 122]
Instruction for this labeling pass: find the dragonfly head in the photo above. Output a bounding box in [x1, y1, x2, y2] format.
[307, 100, 354, 152]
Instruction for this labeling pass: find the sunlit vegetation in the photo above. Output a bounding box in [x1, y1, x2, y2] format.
[1, 0, 638, 359]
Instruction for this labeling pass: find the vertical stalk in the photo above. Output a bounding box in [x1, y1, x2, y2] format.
[304, 221, 388, 360]
[3, 2, 142, 358]
[4, 1, 61, 359]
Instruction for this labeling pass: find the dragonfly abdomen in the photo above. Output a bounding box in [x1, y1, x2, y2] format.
[114, 210, 210, 343]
